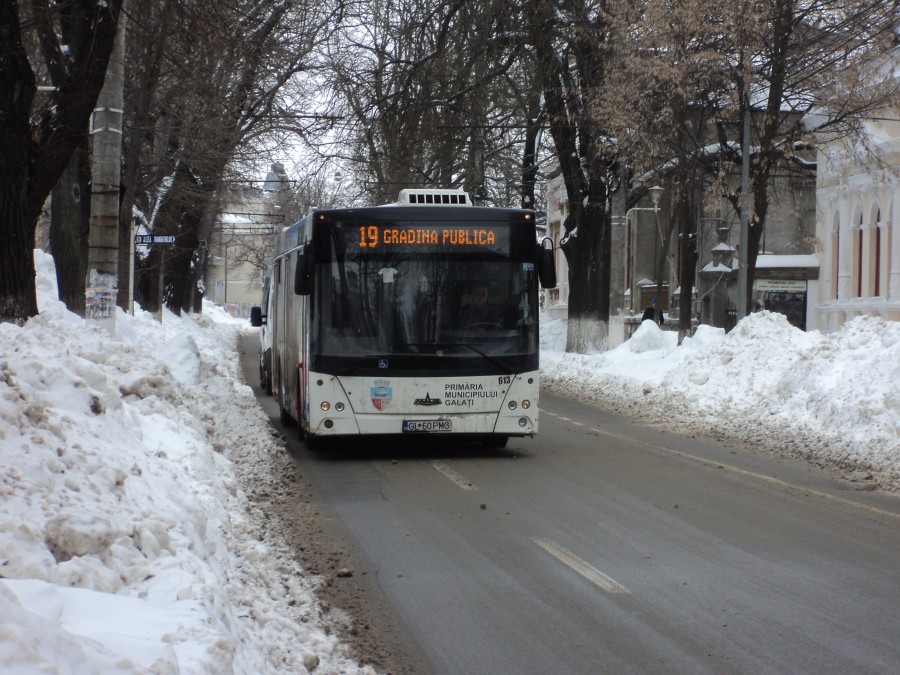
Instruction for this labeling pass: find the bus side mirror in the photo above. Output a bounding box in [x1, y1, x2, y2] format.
[249, 306, 265, 327]
[294, 245, 314, 295]
[537, 238, 557, 289]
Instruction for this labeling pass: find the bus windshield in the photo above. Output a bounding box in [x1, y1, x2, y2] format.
[312, 219, 538, 374]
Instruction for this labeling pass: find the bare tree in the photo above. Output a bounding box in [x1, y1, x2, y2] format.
[0, 0, 124, 325]
[122, 0, 335, 314]
[29, 1, 95, 315]
[324, 0, 527, 205]
[525, 0, 622, 353]
[712, 0, 898, 313]
[117, 0, 178, 310]
[598, 0, 897, 335]
[598, 0, 734, 339]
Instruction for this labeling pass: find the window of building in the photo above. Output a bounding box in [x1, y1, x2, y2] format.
[855, 214, 863, 298]
[832, 216, 840, 300]
[875, 224, 881, 297]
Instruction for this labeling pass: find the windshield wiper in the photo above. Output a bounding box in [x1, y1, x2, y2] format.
[336, 359, 383, 377]
[457, 342, 513, 373]
[335, 343, 513, 375]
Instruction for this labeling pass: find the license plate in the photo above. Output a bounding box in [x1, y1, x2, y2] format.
[403, 419, 451, 432]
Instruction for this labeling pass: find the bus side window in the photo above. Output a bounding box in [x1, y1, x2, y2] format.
[294, 244, 313, 295]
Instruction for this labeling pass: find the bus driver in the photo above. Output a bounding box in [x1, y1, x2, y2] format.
[460, 281, 501, 331]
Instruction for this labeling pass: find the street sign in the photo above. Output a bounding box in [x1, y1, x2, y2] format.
[134, 234, 176, 245]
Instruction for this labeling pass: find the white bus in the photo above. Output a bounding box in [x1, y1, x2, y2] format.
[250, 267, 275, 394]
[252, 189, 556, 448]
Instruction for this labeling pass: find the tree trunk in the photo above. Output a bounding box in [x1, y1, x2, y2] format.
[0, 178, 39, 325]
[0, 2, 39, 324]
[744, 169, 771, 313]
[117, 178, 132, 312]
[520, 85, 543, 210]
[525, 0, 616, 353]
[191, 247, 208, 313]
[561, 201, 610, 352]
[654, 203, 677, 325]
[148, 161, 218, 315]
[134, 254, 159, 313]
[675, 187, 698, 343]
[49, 144, 91, 315]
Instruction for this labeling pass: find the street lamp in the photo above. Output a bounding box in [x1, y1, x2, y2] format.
[627, 185, 664, 218]
[624, 185, 666, 311]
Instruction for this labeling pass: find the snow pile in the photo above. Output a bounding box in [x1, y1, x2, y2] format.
[541, 312, 900, 489]
[0, 251, 370, 674]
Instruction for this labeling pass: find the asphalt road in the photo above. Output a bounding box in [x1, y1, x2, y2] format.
[240, 335, 900, 674]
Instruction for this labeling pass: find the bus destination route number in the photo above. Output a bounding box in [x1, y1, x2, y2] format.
[403, 419, 452, 433]
[360, 225, 497, 248]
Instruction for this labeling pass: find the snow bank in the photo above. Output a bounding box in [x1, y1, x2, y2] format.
[540, 311, 900, 489]
[0, 251, 370, 674]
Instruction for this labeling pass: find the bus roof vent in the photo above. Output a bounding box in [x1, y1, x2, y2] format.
[397, 188, 472, 206]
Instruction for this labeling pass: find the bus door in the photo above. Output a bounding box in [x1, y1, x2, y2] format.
[272, 258, 284, 403]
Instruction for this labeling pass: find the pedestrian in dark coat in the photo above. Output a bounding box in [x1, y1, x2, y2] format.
[641, 297, 663, 324]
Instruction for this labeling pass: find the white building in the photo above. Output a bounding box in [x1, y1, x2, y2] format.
[207, 164, 291, 317]
[812, 51, 900, 331]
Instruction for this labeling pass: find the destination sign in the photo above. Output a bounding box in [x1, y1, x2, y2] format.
[357, 224, 505, 249]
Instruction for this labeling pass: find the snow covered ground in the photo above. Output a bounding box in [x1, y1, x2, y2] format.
[1, 251, 897, 673]
[541, 310, 899, 491]
[1, 252, 371, 674]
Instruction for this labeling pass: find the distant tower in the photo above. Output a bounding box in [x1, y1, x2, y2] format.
[265, 162, 289, 198]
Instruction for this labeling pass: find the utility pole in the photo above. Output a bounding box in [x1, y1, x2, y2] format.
[610, 163, 627, 320]
[737, 78, 751, 322]
[86, 8, 125, 334]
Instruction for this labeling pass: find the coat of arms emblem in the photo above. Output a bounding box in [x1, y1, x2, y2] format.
[371, 385, 392, 411]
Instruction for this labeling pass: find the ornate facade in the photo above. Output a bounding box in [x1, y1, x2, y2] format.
[812, 55, 900, 332]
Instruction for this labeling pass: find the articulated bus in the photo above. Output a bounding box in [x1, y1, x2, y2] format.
[251, 188, 556, 448]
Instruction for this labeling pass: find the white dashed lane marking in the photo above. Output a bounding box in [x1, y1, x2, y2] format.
[432, 461, 478, 491]
[532, 537, 630, 594]
[545, 411, 582, 425]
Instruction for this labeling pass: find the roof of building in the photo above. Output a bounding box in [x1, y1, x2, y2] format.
[755, 254, 819, 268]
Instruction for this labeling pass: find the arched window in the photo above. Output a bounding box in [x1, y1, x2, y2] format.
[856, 214, 864, 298]
[874, 227, 881, 297]
[832, 214, 840, 300]
[874, 210, 881, 297]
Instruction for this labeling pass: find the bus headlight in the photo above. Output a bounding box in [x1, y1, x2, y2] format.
[320, 401, 330, 412]
[335, 402, 345, 412]
[508, 401, 518, 410]
[521, 400, 531, 409]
